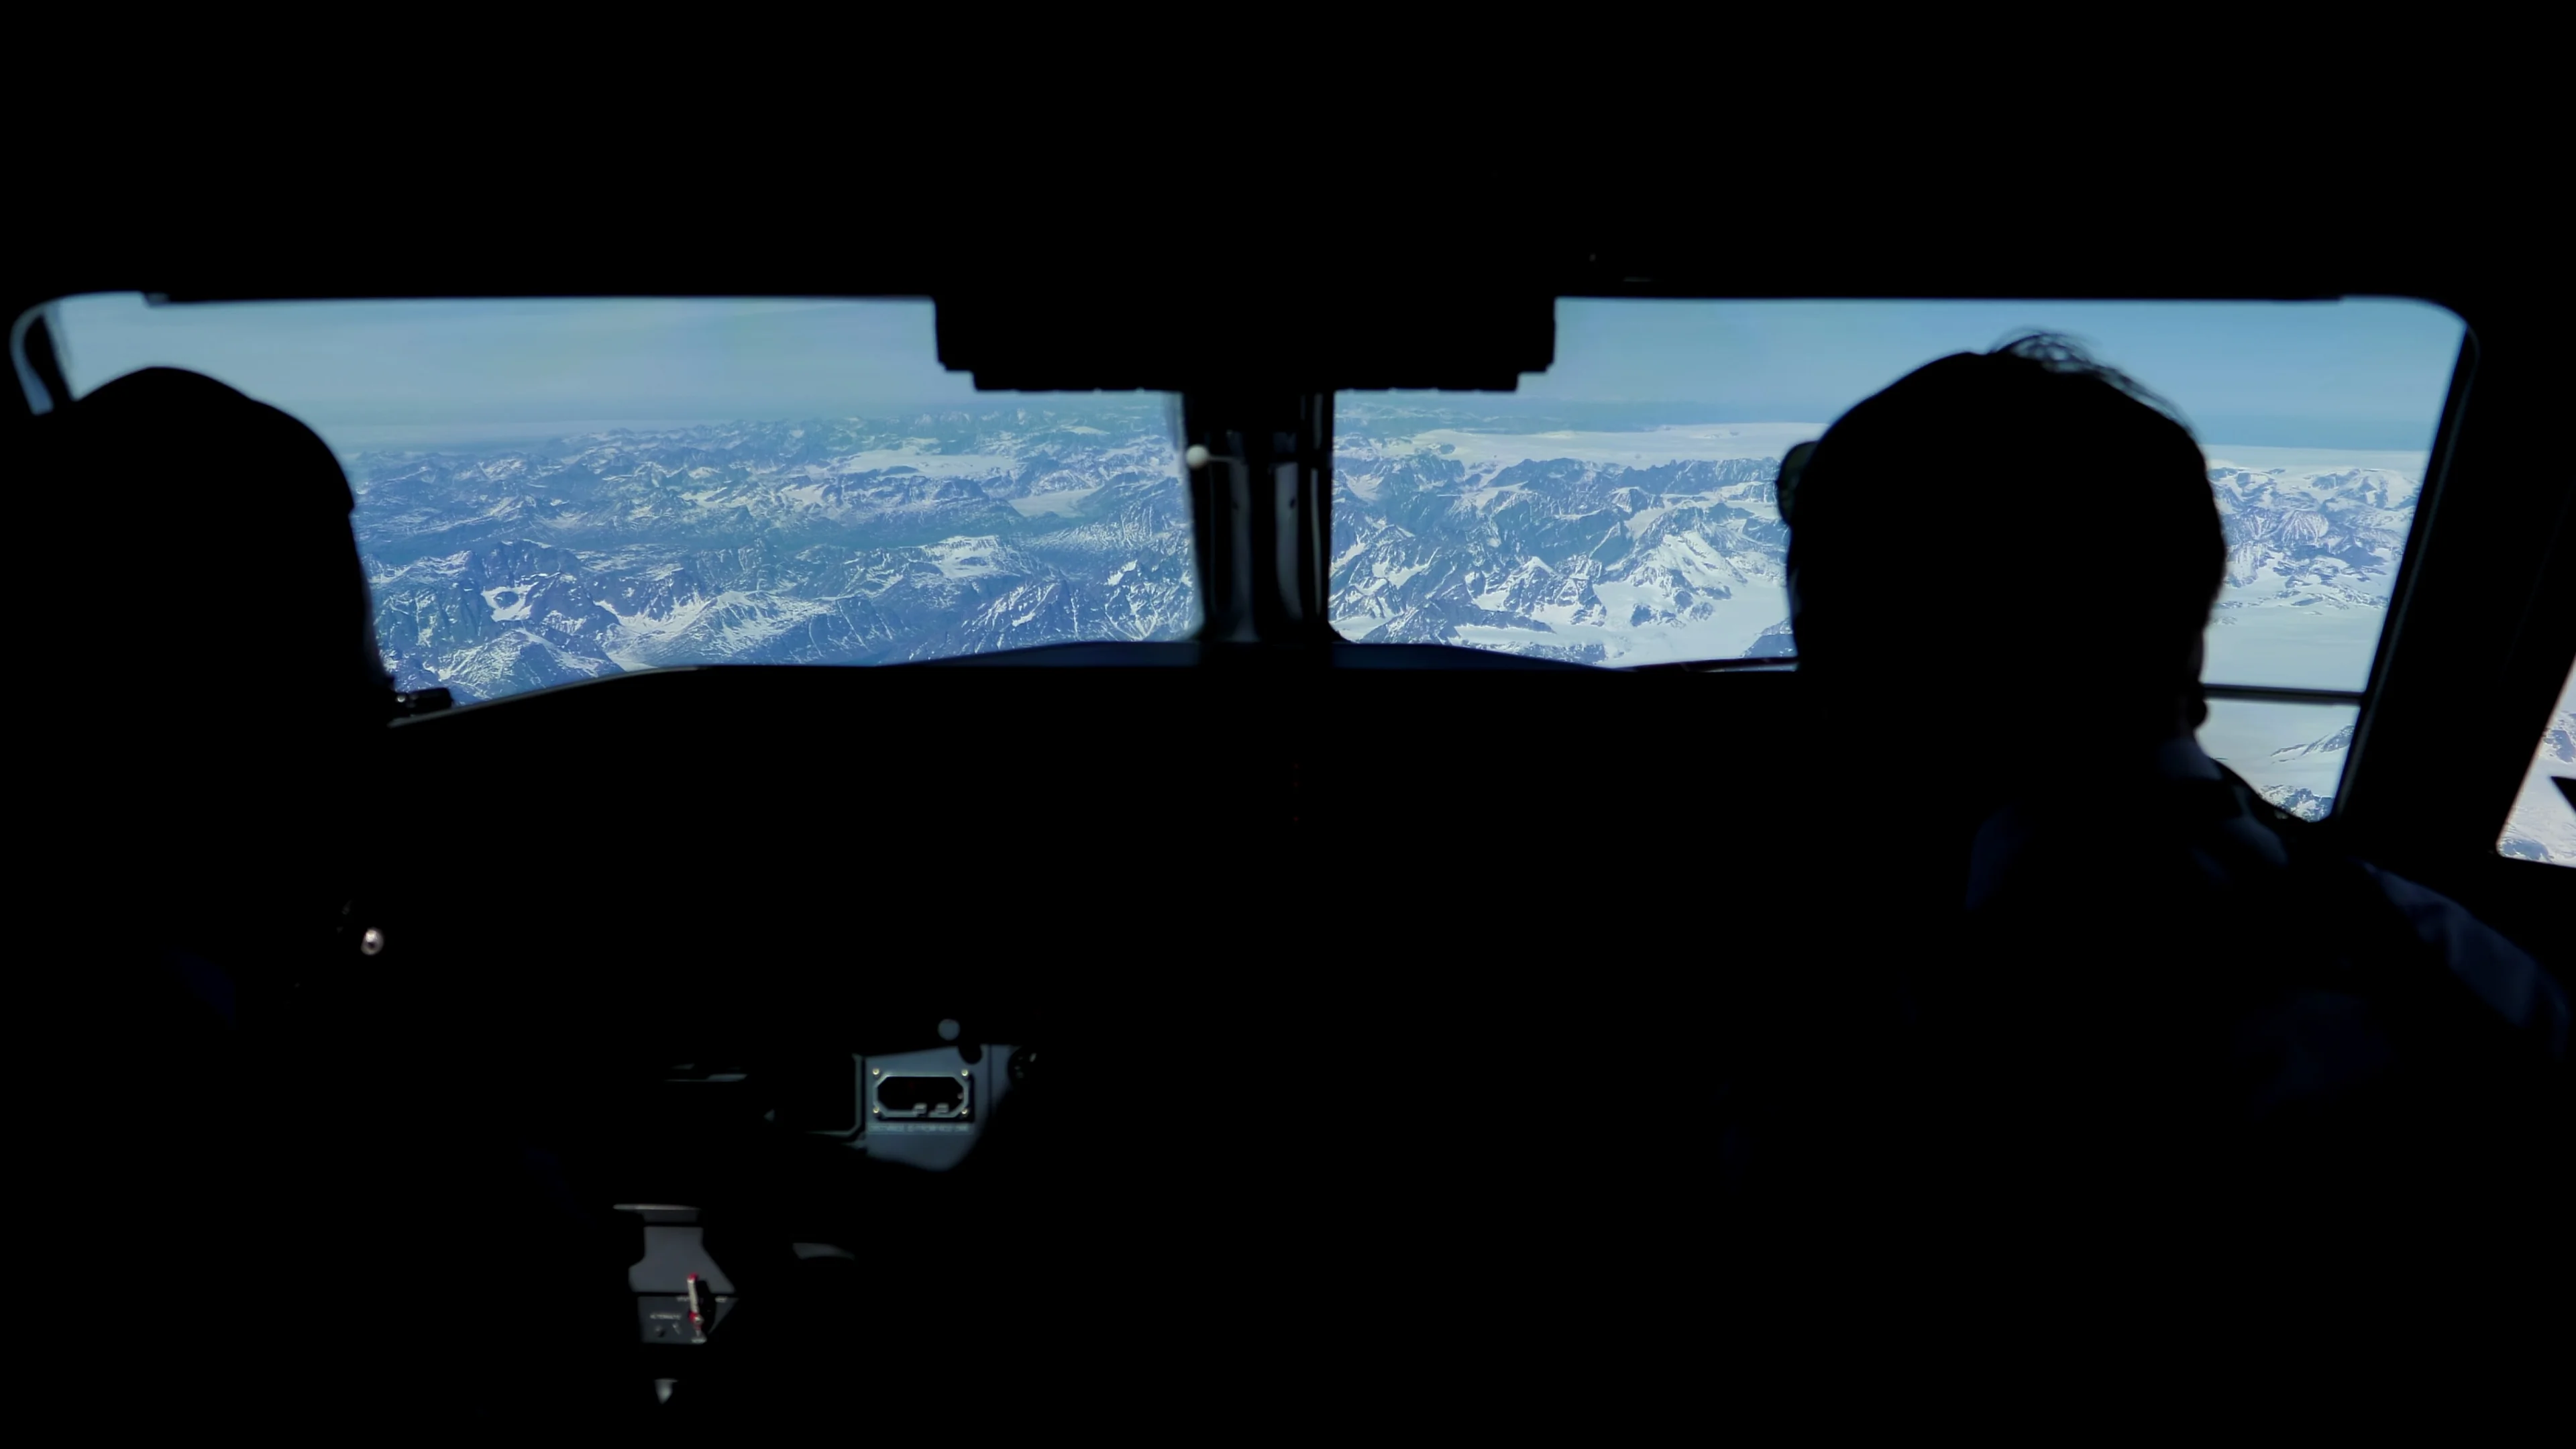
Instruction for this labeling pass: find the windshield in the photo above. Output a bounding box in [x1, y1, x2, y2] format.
[46, 296, 1200, 702]
[1332, 297, 2465, 812]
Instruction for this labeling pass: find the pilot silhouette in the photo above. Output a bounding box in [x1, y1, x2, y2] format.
[1729, 335, 2566, 1310]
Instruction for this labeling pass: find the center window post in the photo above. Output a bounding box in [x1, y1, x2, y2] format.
[1180, 390, 1255, 645]
[1271, 390, 1334, 646]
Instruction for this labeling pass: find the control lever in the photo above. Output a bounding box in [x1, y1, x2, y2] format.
[621, 1205, 735, 1346]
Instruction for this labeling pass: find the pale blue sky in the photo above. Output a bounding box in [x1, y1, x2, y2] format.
[1527, 298, 2465, 450]
[48, 296, 986, 449]
[42, 292, 2465, 453]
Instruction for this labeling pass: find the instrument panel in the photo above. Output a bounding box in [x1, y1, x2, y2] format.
[620, 1034, 1026, 1363]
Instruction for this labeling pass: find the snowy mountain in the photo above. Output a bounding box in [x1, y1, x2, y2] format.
[352, 405, 1197, 701]
[2258, 784, 2335, 823]
[2267, 724, 2355, 763]
[2209, 464, 2418, 610]
[1328, 407, 1791, 667]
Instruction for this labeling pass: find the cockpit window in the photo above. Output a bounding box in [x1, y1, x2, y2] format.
[1332, 299, 2464, 816]
[2498, 658, 2576, 868]
[45, 296, 1199, 702]
[1332, 299, 2463, 683]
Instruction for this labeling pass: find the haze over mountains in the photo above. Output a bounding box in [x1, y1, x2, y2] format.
[342, 399, 2506, 843]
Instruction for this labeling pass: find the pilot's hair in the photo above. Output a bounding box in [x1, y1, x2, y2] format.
[1787, 333, 2225, 726]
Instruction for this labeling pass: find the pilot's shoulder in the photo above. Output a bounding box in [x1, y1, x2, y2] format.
[2350, 859, 2569, 1060]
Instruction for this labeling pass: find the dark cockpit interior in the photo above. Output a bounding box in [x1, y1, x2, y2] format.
[13, 168, 2570, 1424]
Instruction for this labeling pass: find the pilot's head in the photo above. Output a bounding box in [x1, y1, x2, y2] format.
[1783, 335, 2224, 751]
[52, 368, 394, 949]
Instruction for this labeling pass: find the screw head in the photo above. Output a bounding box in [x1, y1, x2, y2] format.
[359, 926, 386, 957]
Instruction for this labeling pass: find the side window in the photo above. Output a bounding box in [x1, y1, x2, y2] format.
[2498, 658, 2576, 867]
